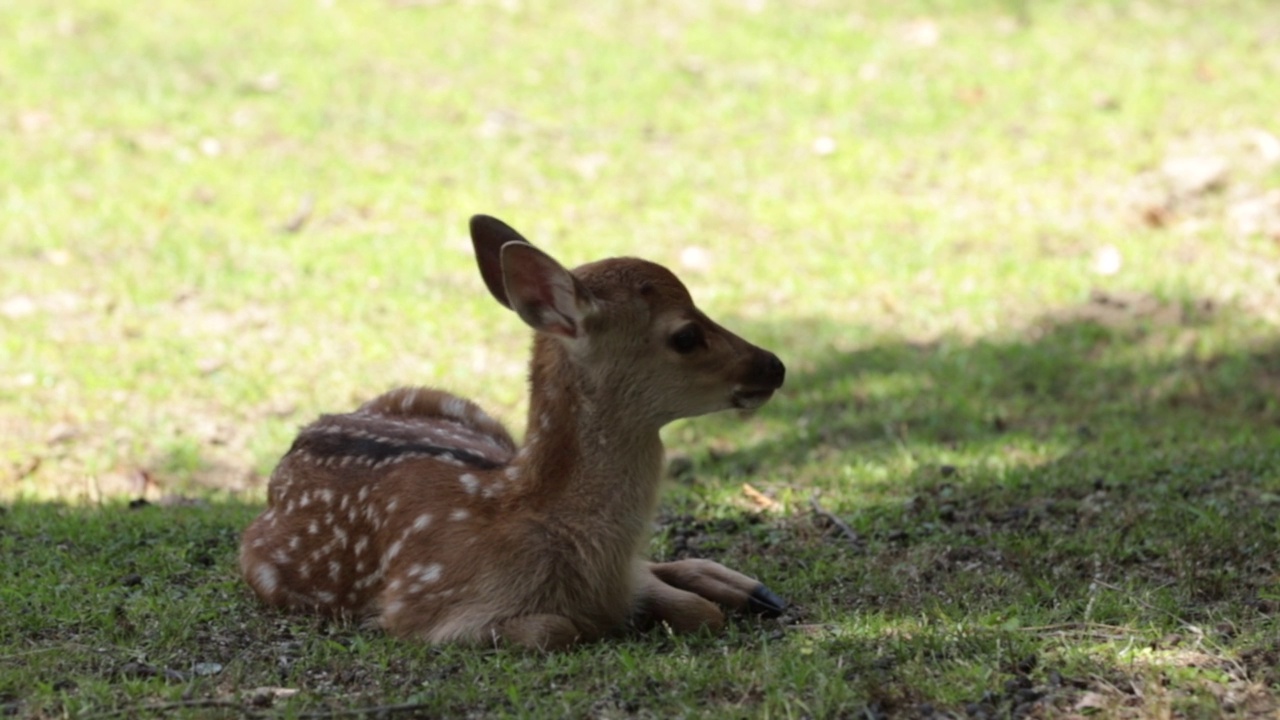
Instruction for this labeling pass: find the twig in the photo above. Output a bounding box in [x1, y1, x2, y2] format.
[1012, 621, 1133, 634]
[0, 640, 107, 663]
[281, 194, 315, 234]
[1092, 580, 1197, 629]
[82, 698, 437, 719]
[809, 495, 859, 546]
[283, 701, 437, 718]
[81, 698, 242, 719]
[1007, 622, 1137, 641]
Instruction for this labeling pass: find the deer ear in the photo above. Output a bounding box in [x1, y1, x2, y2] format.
[500, 242, 594, 339]
[470, 214, 531, 309]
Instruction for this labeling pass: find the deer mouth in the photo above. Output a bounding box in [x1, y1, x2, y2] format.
[730, 388, 776, 410]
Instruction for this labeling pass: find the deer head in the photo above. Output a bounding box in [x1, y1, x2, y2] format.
[470, 214, 784, 430]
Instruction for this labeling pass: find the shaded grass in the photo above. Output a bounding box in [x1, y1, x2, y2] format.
[4, 304, 1278, 717]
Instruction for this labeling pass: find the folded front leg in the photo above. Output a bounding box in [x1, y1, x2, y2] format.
[648, 559, 787, 618]
[634, 564, 725, 634]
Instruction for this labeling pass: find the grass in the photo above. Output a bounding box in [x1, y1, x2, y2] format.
[3, 0, 1280, 716]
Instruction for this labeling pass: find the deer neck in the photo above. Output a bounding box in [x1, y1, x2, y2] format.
[516, 336, 665, 543]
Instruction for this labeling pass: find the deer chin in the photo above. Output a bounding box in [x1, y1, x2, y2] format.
[730, 388, 775, 411]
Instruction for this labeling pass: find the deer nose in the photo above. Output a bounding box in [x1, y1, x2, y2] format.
[756, 351, 785, 389]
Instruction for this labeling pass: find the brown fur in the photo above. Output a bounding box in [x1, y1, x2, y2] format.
[239, 215, 785, 649]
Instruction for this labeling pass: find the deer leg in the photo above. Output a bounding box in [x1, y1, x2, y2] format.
[648, 559, 787, 618]
[634, 566, 725, 634]
[493, 614, 581, 651]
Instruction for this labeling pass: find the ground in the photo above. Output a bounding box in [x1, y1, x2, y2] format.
[2, 0, 1279, 717]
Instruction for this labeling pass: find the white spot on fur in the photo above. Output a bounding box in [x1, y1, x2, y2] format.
[318, 489, 334, 504]
[401, 388, 418, 412]
[253, 563, 279, 595]
[316, 590, 335, 604]
[409, 562, 442, 584]
[329, 560, 341, 581]
[442, 396, 467, 418]
[388, 578, 402, 592]
[384, 539, 403, 566]
[288, 536, 300, 551]
[334, 526, 349, 547]
[459, 474, 479, 495]
[271, 549, 289, 564]
[384, 599, 403, 617]
[483, 481, 505, 499]
[299, 562, 311, 579]
[539, 412, 550, 430]
[358, 486, 370, 502]
[410, 513, 432, 532]
[421, 563, 442, 583]
[387, 497, 399, 513]
[308, 520, 319, 535]
[504, 466, 520, 481]
[354, 537, 369, 555]
[299, 491, 311, 508]
[354, 569, 383, 590]
[450, 508, 470, 521]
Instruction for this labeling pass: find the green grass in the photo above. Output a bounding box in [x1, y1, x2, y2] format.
[3, 0, 1280, 716]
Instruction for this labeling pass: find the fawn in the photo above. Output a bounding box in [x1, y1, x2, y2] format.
[240, 215, 787, 650]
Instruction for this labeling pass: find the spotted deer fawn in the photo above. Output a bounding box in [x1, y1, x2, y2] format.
[240, 215, 787, 650]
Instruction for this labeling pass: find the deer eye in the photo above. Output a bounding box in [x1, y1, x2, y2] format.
[669, 325, 704, 354]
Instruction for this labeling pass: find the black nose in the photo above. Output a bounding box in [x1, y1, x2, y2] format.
[758, 352, 785, 389]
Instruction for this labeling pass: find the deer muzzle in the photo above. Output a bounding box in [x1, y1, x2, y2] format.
[730, 351, 785, 410]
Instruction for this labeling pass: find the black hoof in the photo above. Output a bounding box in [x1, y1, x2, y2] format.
[746, 584, 787, 618]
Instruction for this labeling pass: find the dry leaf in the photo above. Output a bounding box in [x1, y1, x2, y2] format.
[1075, 691, 1111, 712]
[742, 483, 781, 511]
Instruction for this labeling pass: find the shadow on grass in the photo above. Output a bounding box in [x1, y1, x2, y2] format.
[3, 291, 1278, 717]
[709, 290, 1277, 472]
[661, 290, 1280, 714]
[693, 289, 1279, 595]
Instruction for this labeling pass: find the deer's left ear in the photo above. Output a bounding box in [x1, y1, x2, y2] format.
[499, 242, 595, 339]
[470, 214, 531, 309]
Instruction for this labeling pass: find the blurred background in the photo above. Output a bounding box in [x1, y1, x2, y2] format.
[2, 0, 1278, 500]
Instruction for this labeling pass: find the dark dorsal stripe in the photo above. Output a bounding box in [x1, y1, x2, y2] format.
[288, 428, 502, 471]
